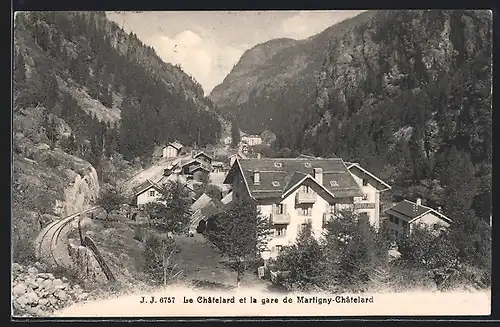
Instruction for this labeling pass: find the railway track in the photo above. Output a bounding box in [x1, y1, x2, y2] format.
[34, 206, 101, 268]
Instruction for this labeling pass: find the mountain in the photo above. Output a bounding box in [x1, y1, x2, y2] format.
[12, 11, 222, 263]
[14, 11, 222, 162]
[209, 11, 376, 131]
[211, 10, 492, 223]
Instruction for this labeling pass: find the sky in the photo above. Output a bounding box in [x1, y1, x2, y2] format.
[106, 11, 364, 95]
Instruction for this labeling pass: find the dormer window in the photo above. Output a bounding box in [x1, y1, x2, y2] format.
[253, 172, 260, 185]
[304, 162, 311, 168]
[272, 181, 280, 187]
[274, 162, 282, 168]
[329, 180, 339, 187]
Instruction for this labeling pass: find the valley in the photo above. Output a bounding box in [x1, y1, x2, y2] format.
[11, 10, 492, 318]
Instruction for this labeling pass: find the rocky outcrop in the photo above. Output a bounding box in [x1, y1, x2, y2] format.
[12, 263, 91, 317]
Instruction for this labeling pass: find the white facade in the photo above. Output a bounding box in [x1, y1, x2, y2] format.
[241, 135, 262, 146]
[386, 211, 451, 238]
[163, 145, 180, 159]
[136, 186, 162, 206]
[350, 173, 381, 231]
[223, 136, 232, 145]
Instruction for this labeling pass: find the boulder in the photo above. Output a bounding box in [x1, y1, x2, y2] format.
[55, 290, 68, 301]
[27, 267, 38, 276]
[12, 283, 27, 296]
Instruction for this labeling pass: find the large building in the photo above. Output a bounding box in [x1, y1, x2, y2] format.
[223, 157, 390, 260]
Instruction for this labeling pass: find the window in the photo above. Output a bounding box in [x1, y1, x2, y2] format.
[272, 181, 280, 187]
[304, 162, 311, 168]
[274, 225, 287, 237]
[274, 162, 282, 168]
[329, 180, 339, 187]
[300, 205, 312, 216]
[328, 204, 335, 213]
[362, 193, 368, 201]
[301, 185, 312, 193]
[275, 245, 283, 255]
[362, 179, 368, 186]
[394, 217, 400, 225]
[148, 190, 155, 197]
[275, 204, 285, 214]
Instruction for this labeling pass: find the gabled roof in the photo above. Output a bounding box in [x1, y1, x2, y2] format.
[345, 162, 391, 191]
[191, 193, 213, 212]
[134, 179, 163, 196]
[193, 151, 213, 161]
[189, 164, 211, 174]
[224, 158, 363, 200]
[384, 199, 452, 224]
[167, 141, 184, 150]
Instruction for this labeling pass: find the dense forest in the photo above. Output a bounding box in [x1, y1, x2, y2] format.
[14, 11, 222, 167]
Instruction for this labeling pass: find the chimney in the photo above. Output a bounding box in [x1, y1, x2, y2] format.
[257, 153, 261, 159]
[416, 198, 422, 206]
[253, 171, 260, 185]
[313, 168, 323, 185]
[437, 206, 442, 213]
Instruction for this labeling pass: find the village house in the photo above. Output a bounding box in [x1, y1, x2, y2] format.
[384, 199, 452, 238]
[228, 153, 246, 166]
[193, 151, 213, 165]
[223, 157, 390, 260]
[241, 135, 263, 146]
[133, 179, 164, 206]
[162, 141, 184, 159]
[189, 193, 225, 236]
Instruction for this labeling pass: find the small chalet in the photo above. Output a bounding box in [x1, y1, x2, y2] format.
[163, 141, 184, 159]
[193, 151, 213, 165]
[228, 153, 246, 166]
[189, 193, 224, 235]
[384, 199, 452, 238]
[134, 179, 164, 206]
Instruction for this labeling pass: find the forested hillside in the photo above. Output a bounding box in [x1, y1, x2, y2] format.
[212, 10, 492, 221]
[12, 11, 222, 264]
[14, 11, 222, 165]
[212, 10, 492, 279]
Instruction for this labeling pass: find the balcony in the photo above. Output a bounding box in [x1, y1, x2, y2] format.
[270, 213, 291, 225]
[296, 191, 317, 204]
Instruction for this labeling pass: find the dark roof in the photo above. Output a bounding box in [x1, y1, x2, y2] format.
[385, 200, 430, 220]
[189, 164, 211, 174]
[193, 151, 213, 160]
[134, 179, 163, 195]
[385, 199, 452, 224]
[167, 141, 184, 150]
[345, 162, 391, 190]
[225, 158, 363, 200]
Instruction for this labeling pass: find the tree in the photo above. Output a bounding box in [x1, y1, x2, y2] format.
[206, 199, 272, 287]
[97, 186, 126, 219]
[143, 232, 183, 285]
[14, 51, 26, 85]
[145, 181, 192, 234]
[230, 117, 240, 147]
[273, 221, 326, 291]
[322, 210, 389, 291]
